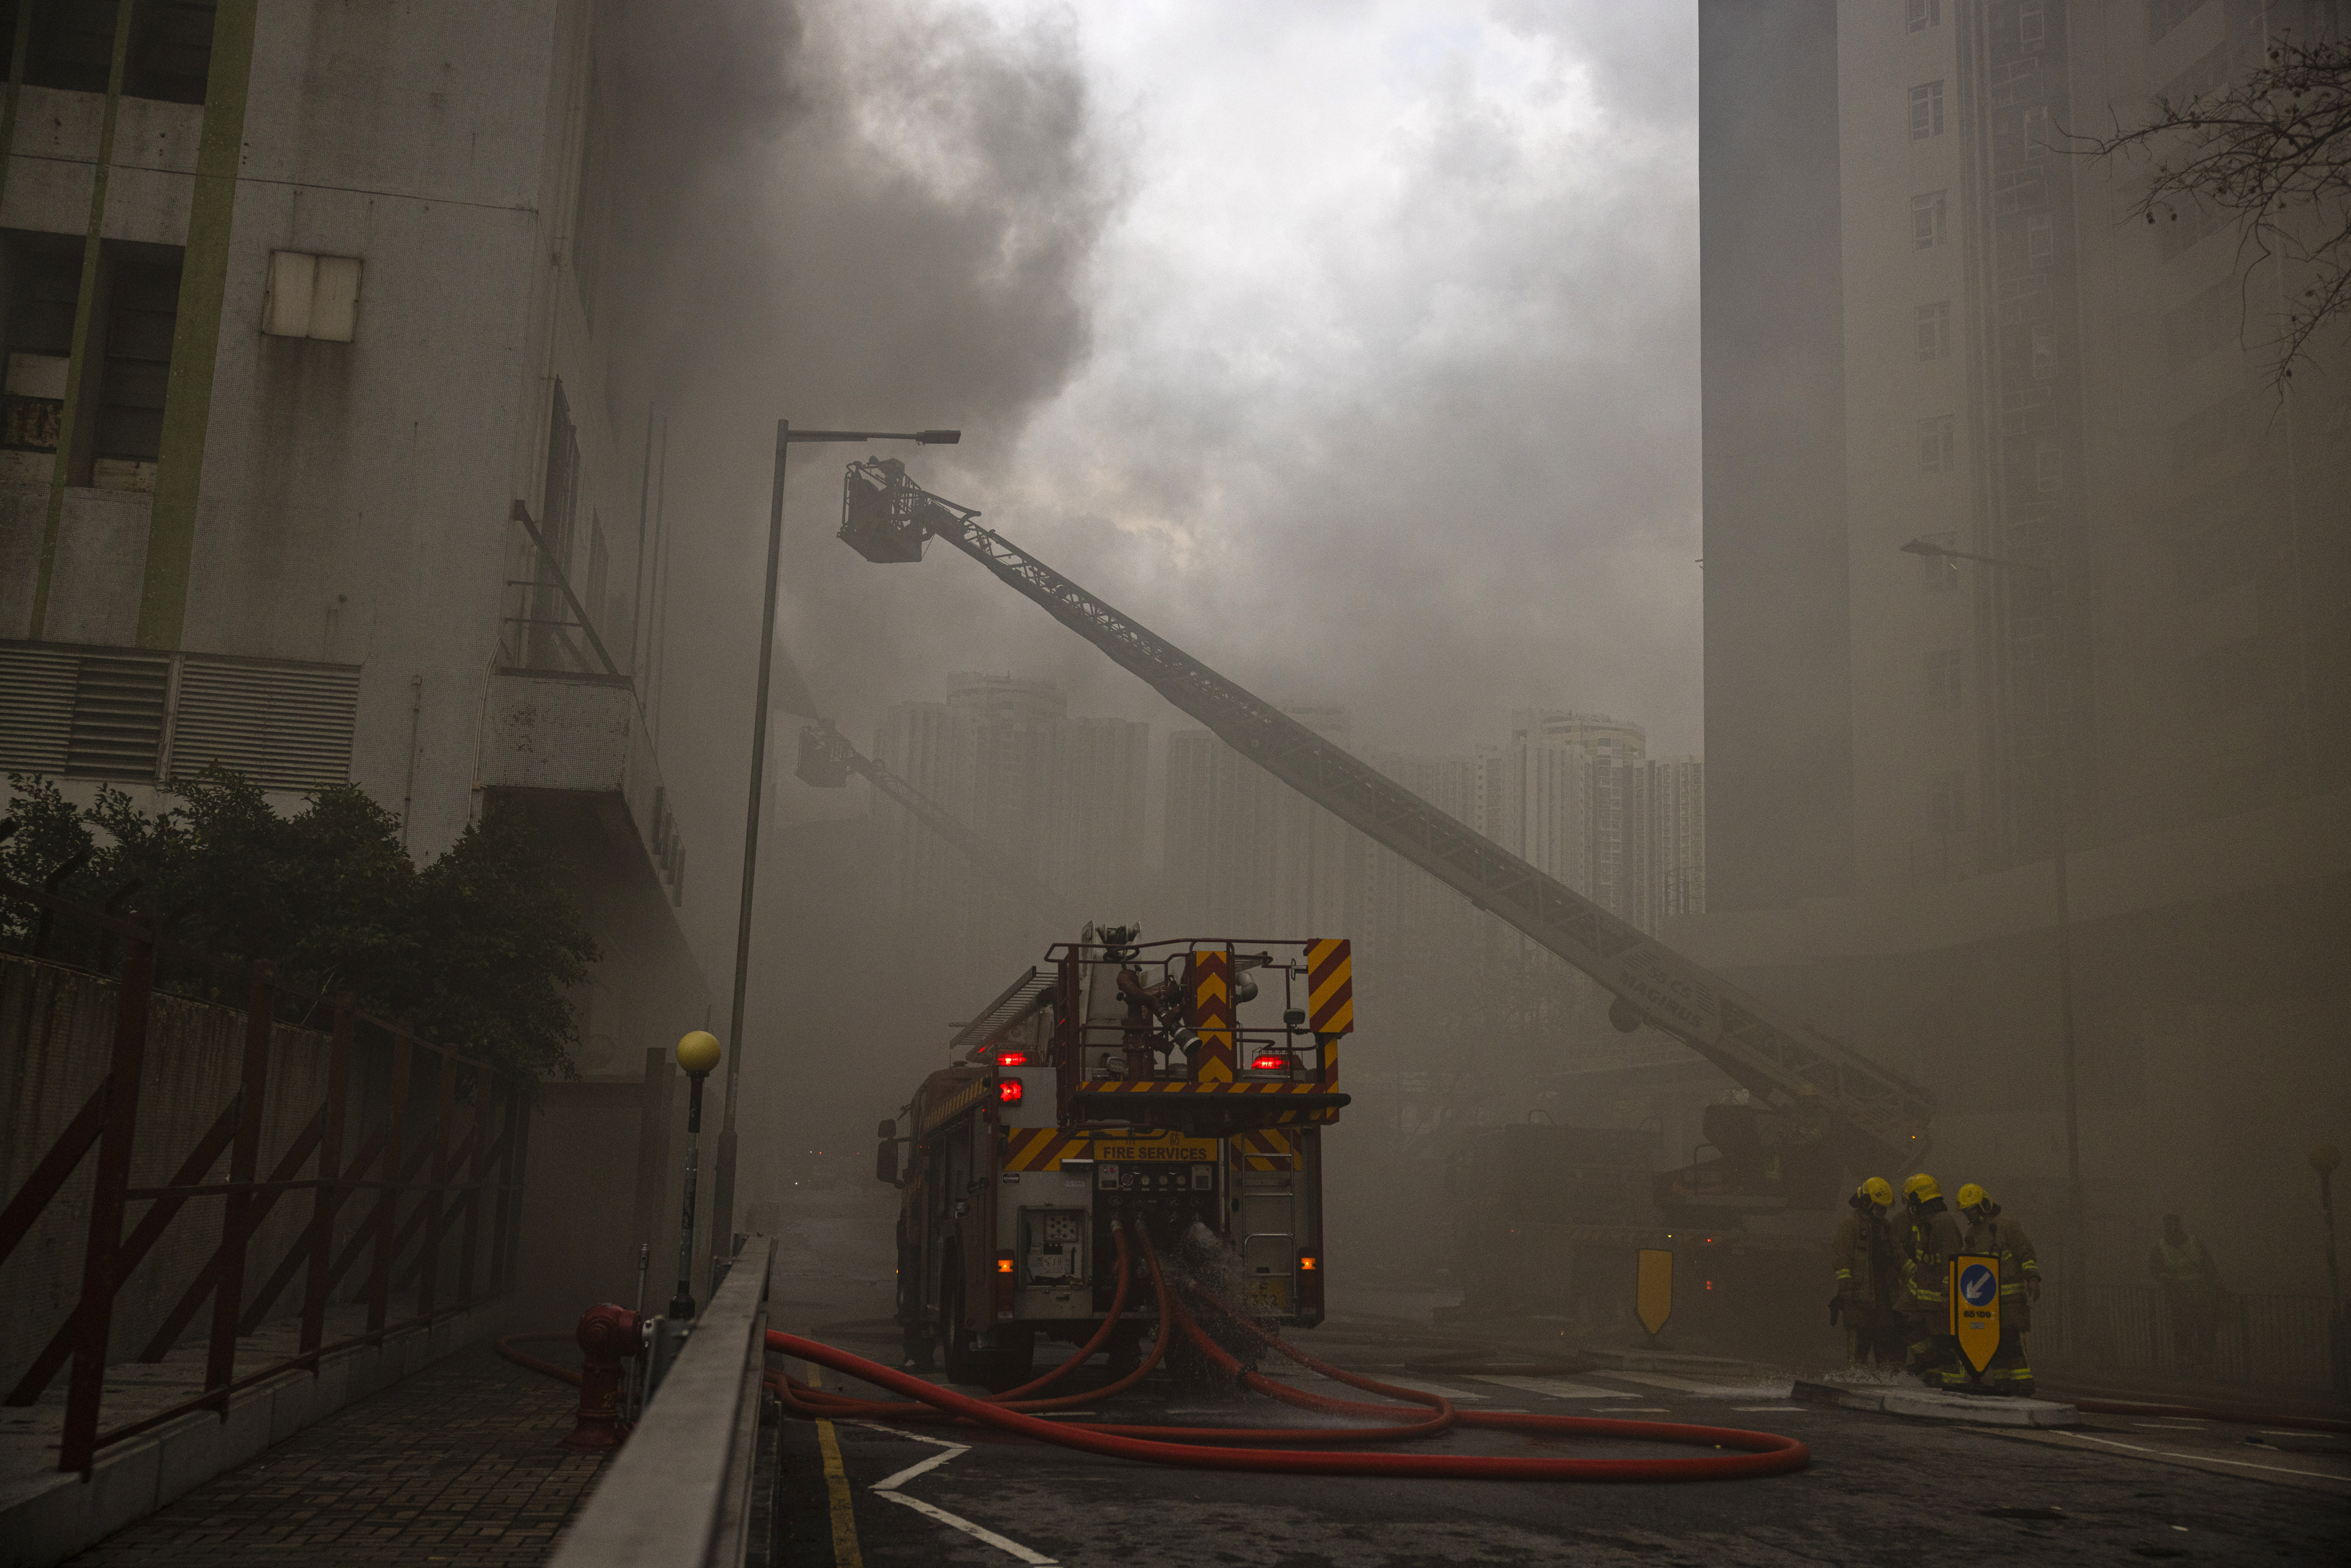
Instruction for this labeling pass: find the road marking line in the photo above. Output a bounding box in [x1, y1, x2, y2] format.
[1732, 1405, 1807, 1412]
[1351, 1375, 1491, 1401]
[1607, 1372, 1794, 1399]
[805, 1366, 867, 1568]
[1471, 1376, 1636, 1400]
[881, 1492, 1059, 1564]
[2045, 1429, 2345, 1481]
[862, 1422, 1059, 1564]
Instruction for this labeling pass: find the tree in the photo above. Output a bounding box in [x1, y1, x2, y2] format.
[1, 768, 597, 1080]
[2083, 35, 2351, 383]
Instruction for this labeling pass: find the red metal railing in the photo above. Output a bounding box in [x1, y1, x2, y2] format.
[0, 872, 533, 1473]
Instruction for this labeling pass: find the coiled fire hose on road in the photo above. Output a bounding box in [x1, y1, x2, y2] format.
[766, 1224, 1810, 1482]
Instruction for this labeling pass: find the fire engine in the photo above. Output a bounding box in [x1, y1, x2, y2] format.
[875, 925, 1354, 1386]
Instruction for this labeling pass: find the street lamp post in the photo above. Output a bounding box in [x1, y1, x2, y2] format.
[671, 1030, 721, 1319]
[1898, 537, 2088, 1359]
[707, 420, 959, 1289]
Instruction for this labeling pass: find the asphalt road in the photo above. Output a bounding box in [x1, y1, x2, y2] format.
[769, 1185, 2351, 1567]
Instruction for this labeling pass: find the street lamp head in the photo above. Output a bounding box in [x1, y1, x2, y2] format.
[1900, 538, 1953, 558]
[915, 430, 961, 445]
[2313, 1144, 2342, 1176]
[677, 1030, 722, 1077]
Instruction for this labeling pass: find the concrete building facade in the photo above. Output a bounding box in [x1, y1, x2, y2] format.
[1690, 0, 2351, 1296]
[0, 4, 711, 1316]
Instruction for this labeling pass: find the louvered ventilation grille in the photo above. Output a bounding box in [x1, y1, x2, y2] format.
[66, 654, 170, 779]
[0, 644, 79, 772]
[172, 658, 360, 791]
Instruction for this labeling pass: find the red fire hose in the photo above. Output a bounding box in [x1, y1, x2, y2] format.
[768, 1225, 1810, 1482]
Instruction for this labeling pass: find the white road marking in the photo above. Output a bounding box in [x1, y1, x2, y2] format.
[1344, 1375, 1491, 1401]
[1471, 1375, 1638, 1400]
[2044, 1429, 2347, 1482]
[860, 1422, 1060, 1565]
[1606, 1372, 1795, 1399]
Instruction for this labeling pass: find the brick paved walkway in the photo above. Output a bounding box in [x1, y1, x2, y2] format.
[66, 1345, 604, 1567]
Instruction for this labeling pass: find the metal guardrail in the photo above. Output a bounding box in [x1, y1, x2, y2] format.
[0, 876, 531, 1473]
[2039, 1281, 2335, 1392]
[551, 1238, 779, 1568]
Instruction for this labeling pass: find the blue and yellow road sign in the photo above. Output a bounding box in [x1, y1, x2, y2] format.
[1950, 1254, 2001, 1374]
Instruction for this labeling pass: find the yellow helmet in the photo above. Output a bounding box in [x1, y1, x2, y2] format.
[1857, 1177, 1895, 1208]
[1956, 1182, 1989, 1212]
[1903, 1173, 1941, 1202]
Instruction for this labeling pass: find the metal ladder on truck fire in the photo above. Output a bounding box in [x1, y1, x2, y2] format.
[832, 455, 1937, 1176]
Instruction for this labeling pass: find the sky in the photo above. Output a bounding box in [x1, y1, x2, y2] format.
[621, 0, 1702, 967]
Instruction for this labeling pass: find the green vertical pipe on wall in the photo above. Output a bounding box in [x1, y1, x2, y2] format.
[26, 0, 136, 641]
[138, 0, 260, 651]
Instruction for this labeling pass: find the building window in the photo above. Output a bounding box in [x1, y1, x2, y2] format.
[1928, 770, 1968, 834]
[1924, 649, 1964, 711]
[1908, 0, 1942, 31]
[1910, 82, 1945, 140]
[1919, 531, 1961, 591]
[2027, 213, 2054, 269]
[1918, 416, 1957, 473]
[2030, 321, 2058, 379]
[2019, 0, 2046, 51]
[1915, 301, 1953, 361]
[21, 1, 217, 105]
[262, 252, 363, 342]
[2036, 444, 2063, 494]
[1911, 190, 1948, 249]
[1, 242, 80, 488]
[92, 254, 182, 493]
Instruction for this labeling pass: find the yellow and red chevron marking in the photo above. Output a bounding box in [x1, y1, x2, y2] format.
[1307, 939, 1354, 1036]
[1187, 948, 1235, 1083]
[1077, 1081, 1325, 1096]
[1234, 1127, 1295, 1170]
[1002, 1128, 1091, 1171]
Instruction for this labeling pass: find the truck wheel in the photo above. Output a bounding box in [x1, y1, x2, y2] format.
[973, 1327, 1035, 1394]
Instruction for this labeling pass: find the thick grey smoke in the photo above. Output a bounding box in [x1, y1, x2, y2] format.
[604, 3, 1709, 1200]
[772, 2, 1703, 774]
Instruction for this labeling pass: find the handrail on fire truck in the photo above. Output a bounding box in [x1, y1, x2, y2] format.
[836, 458, 1936, 1168]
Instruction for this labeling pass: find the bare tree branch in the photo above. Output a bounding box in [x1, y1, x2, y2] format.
[2073, 36, 2351, 385]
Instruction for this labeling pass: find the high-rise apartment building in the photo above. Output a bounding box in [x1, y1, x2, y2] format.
[1164, 702, 1359, 938]
[1691, 0, 2350, 1288]
[1168, 705, 1700, 943]
[870, 674, 1148, 959]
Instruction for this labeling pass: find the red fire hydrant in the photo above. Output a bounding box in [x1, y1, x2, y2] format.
[559, 1303, 644, 1452]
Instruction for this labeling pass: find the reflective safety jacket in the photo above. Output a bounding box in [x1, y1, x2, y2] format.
[1833, 1209, 1895, 1306]
[1899, 1198, 1965, 1319]
[1961, 1211, 2040, 1331]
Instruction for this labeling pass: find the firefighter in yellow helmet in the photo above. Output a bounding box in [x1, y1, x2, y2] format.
[1832, 1178, 1905, 1365]
[1899, 1173, 1967, 1388]
[1958, 1183, 2040, 1396]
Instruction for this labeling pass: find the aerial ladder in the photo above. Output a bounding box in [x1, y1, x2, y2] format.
[833, 459, 1935, 1199]
[793, 716, 1077, 922]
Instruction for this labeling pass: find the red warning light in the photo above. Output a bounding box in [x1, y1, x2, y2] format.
[997, 1079, 1023, 1104]
[995, 1254, 1014, 1274]
[1250, 1054, 1290, 1071]
[996, 1050, 1030, 1066]
[1299, 1254, 1319, 1271]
